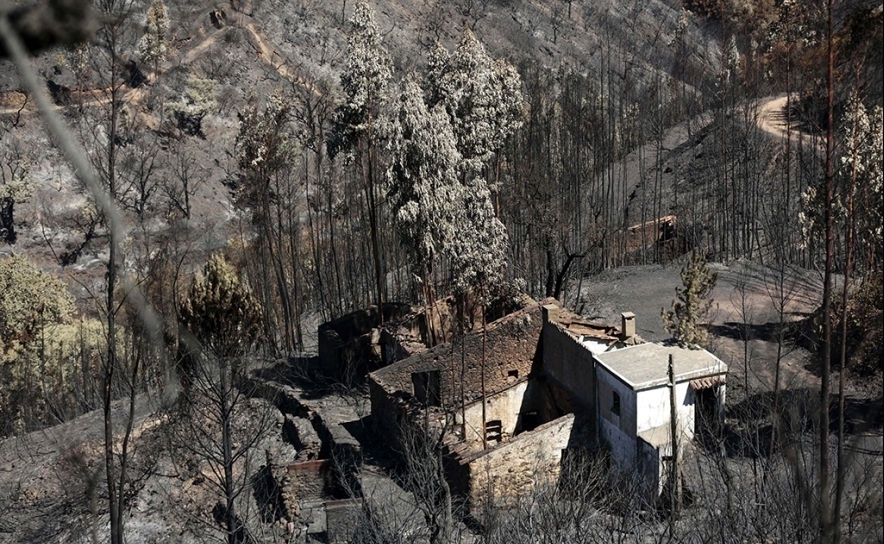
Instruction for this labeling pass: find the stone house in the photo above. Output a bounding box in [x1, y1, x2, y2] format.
[317, 303, 422, 380]
[318, 296, 529, 380]
[367, 299, 727, 511]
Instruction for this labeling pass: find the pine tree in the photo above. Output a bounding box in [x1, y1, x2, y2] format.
[839, 94, 883, 269]
[662, 249, 717, 348]
[234, 94, 298, 352]
[179, 253, 263, 360]
[178, 254, 263, 544]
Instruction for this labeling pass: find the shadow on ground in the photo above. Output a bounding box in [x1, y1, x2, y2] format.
[698, 388, 884, 459]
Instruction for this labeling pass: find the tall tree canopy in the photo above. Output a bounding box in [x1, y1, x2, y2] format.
[329, 1, 393, 314]
[426, 30, 523, 172]
[446, 175, 508, 300]
[328, 1, 393, 158]
[800, 93, 884, 270]
[386, 76, 461, 282]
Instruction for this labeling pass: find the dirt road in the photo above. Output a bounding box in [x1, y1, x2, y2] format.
[0, 6, 317, 119]
[757, 94, 821, 148]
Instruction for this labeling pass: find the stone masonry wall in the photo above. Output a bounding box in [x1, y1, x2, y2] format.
[368, 376, 406, 443]
[287, 460, 333, 500]
[463, 413, 576, 512]
[318, 303, 415, 379]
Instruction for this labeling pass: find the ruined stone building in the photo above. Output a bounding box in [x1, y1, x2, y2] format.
[318, 302, 422, 379]
[361, 298, 727, 510]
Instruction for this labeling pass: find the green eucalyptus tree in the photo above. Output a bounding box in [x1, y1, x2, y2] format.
[426, 30, 523, 179]
[236, 94, 299, 353]
[386, 76, 461, 344]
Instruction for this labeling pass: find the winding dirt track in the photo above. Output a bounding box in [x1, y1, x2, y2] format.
[757, 94, 821, 148]
[0, 7, 317, 118]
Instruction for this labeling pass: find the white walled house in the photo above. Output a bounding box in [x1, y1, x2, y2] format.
[594, 343, 727, 499]
[368, 300, 728, 511]
[540, 305, 727, 502]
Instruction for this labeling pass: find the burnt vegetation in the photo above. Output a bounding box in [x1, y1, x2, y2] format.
[0, 0, 881, 542]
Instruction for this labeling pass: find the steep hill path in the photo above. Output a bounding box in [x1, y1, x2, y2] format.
[757, 93, 823, 148]
[0, 6, 319, 119]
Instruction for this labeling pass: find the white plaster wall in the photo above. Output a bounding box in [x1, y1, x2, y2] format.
[459, 381, 529, 447]
[599, 418, 636, 472]
[635, 382, 695, 440]
[596, 367, 637, 471]
[637, 437, 666, 500]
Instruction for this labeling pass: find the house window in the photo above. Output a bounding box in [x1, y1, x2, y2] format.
[485, 420, 503, 443]
[611, 391, 621, 417]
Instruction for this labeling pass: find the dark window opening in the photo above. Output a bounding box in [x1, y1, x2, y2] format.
[412, 370, 441, 407]
[519, 410, 541, 433]
[695, 385, 720, 437]
[508, 369, 519, 379]
[485, 419, 503, 443]
[612, 391, 621, 417]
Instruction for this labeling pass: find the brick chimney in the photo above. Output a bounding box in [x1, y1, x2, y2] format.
[621, 312, 635, 343]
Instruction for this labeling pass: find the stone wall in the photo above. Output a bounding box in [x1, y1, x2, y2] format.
[541, 320, 598, 409]
[287, 460, 333, 502]
[325, 499, 364, 543]
[460, 413, 576, 512]
[283, 414, 322, 461]
[318, 303, 415, 379]
[368, 300, 548, 450]
[367, 376, 407, 444]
